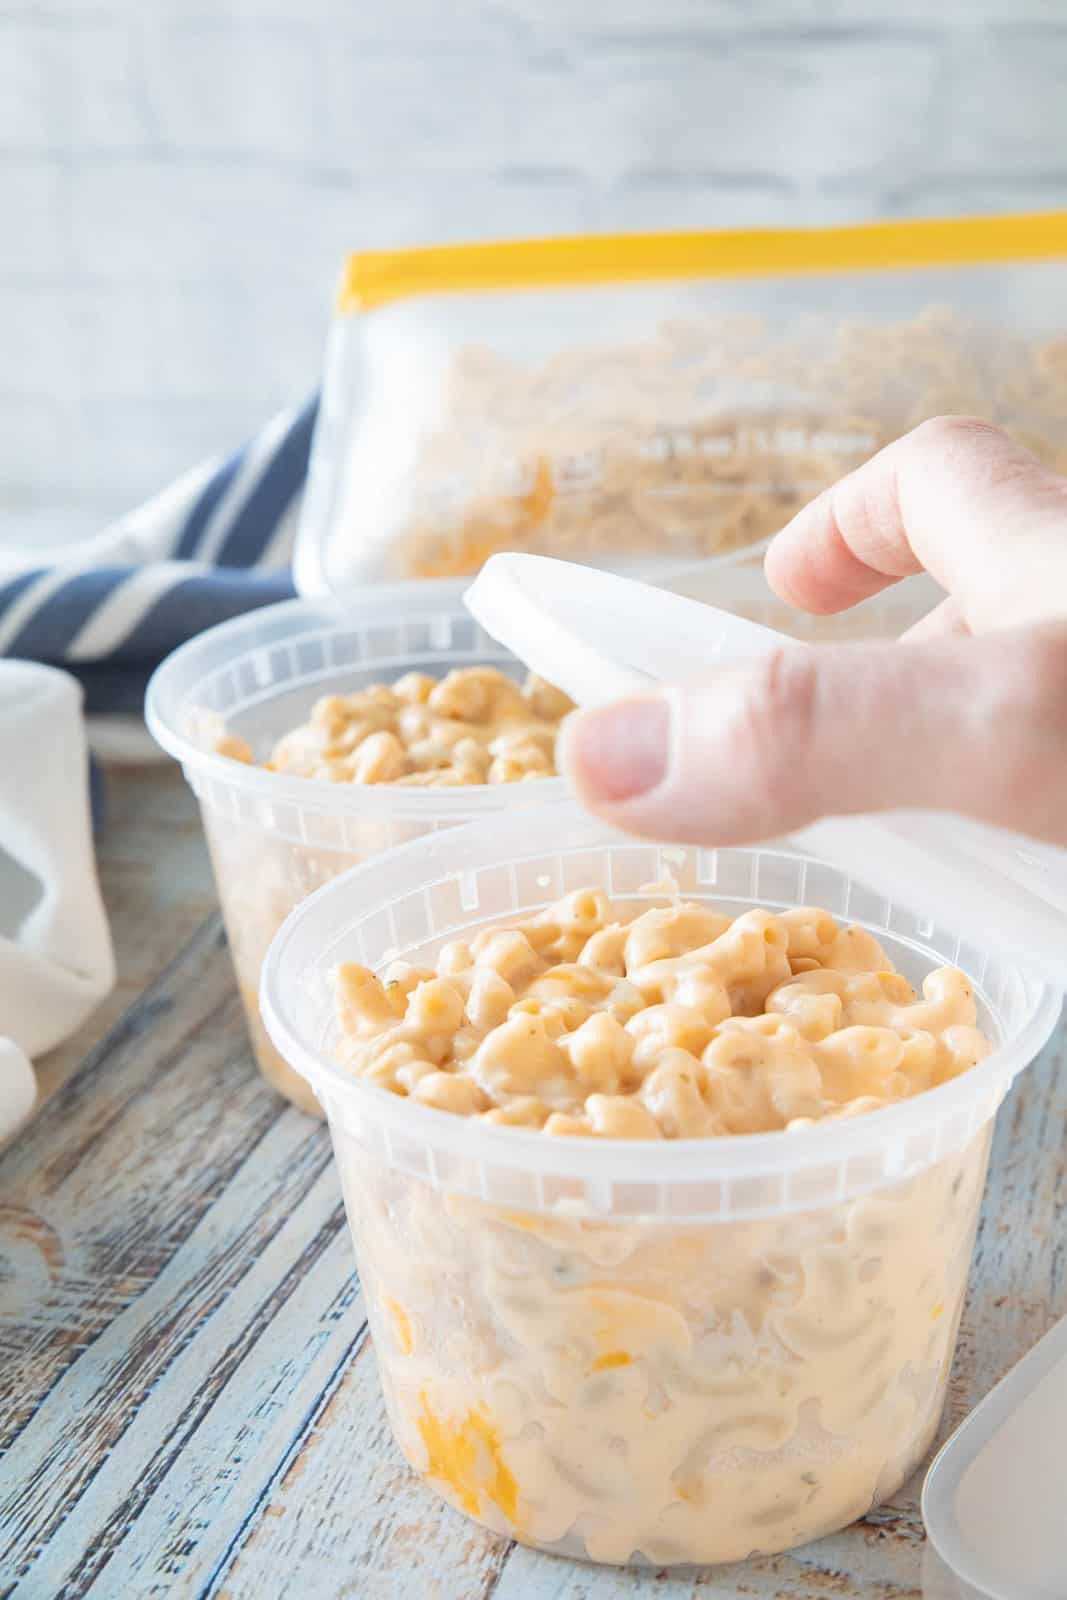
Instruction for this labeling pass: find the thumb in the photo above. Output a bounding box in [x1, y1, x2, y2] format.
[560, 625, 1067, 848]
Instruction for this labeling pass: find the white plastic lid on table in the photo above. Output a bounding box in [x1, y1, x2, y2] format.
[465, 552, 1067, 1600]
[920, 1313, 1067, 1600]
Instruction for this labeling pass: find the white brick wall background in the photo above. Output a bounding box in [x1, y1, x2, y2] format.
[5, 1, 1067, 541]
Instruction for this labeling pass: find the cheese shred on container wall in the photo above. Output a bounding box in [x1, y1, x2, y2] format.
[297, 211, 1067, 640]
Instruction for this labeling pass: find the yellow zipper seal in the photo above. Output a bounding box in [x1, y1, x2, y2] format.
[337, 211, 1067, 314]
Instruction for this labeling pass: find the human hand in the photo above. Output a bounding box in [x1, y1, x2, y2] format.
[561, 417, 1067, 846]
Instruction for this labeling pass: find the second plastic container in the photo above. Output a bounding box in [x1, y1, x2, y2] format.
[260, 800, 1061, 1566]
[145, 584, 565, 1114]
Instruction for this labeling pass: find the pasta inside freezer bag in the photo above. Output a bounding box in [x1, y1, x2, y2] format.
[297, 213, 1067, 607]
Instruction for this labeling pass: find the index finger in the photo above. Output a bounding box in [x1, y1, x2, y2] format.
[764, 415, 1067, 632]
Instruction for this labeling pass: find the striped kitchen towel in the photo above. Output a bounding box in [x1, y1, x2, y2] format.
[0, 393, 318, 725]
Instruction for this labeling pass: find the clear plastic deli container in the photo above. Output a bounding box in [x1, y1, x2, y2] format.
[145, 583, 565, 1116]
[259, 802, 1061, 1566]
[259, 560, 1066, 1565]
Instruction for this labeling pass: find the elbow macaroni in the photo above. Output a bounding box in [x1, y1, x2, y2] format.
[213, 665, 573, 787]
[201, 666, 570, 1113]
[332, 890, 992, 1136]
[328, 891, 997, 1563]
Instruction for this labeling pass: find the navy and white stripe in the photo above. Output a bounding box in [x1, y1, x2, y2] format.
[0, 393, 318, 713]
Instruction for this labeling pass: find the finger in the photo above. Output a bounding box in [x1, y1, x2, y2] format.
[764, 416, 1067, 632]
[901, 596, 971, 641]
[560, 624, 1067, 848]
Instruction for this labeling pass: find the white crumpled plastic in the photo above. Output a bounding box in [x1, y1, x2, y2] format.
[0, 663, 115, 1144]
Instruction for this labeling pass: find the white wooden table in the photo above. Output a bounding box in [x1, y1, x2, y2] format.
[1, 767, 1064, 1599]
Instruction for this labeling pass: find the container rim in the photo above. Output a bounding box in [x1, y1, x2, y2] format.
[144, 590, 569, 820]
[143, 544, 791, 818]
[259, 800, 1063, 1188]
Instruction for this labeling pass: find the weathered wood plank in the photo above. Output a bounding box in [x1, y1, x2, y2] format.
[949, 1021, 1067, 1414]
[0, 914, 355, 1597]
[492, 1546, 924, 1599]
[19, 1223, 361, 1599]
[0, 919, 281, 1443]
[3, 1144, 347, 1597]
[211, 1334, 514, 1600]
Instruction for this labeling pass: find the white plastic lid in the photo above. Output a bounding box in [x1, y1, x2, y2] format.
[465, 554, 1067, 991]
[921, 1311, 1067, 1600]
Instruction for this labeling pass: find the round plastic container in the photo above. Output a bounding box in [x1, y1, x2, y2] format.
[260, 799, 1061, 1567]
[145, 584, 565, 1115]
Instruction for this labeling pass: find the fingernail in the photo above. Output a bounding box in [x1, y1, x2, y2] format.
[560, 697, 670, 804]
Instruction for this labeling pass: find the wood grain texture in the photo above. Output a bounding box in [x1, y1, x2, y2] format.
[0, 806, 1063, 1597]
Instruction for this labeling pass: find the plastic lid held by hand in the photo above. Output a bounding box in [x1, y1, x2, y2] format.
[465, 554, 1067, 990]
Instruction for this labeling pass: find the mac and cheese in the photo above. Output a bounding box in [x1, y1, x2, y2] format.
[333, 889, 992, 1135]
[204, 667, 571, 1111]
[328, 889, 996, 1563]
[215, 666, 573, 787]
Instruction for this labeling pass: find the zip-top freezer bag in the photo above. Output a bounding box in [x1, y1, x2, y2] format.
[297, 213, 1067, 613]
